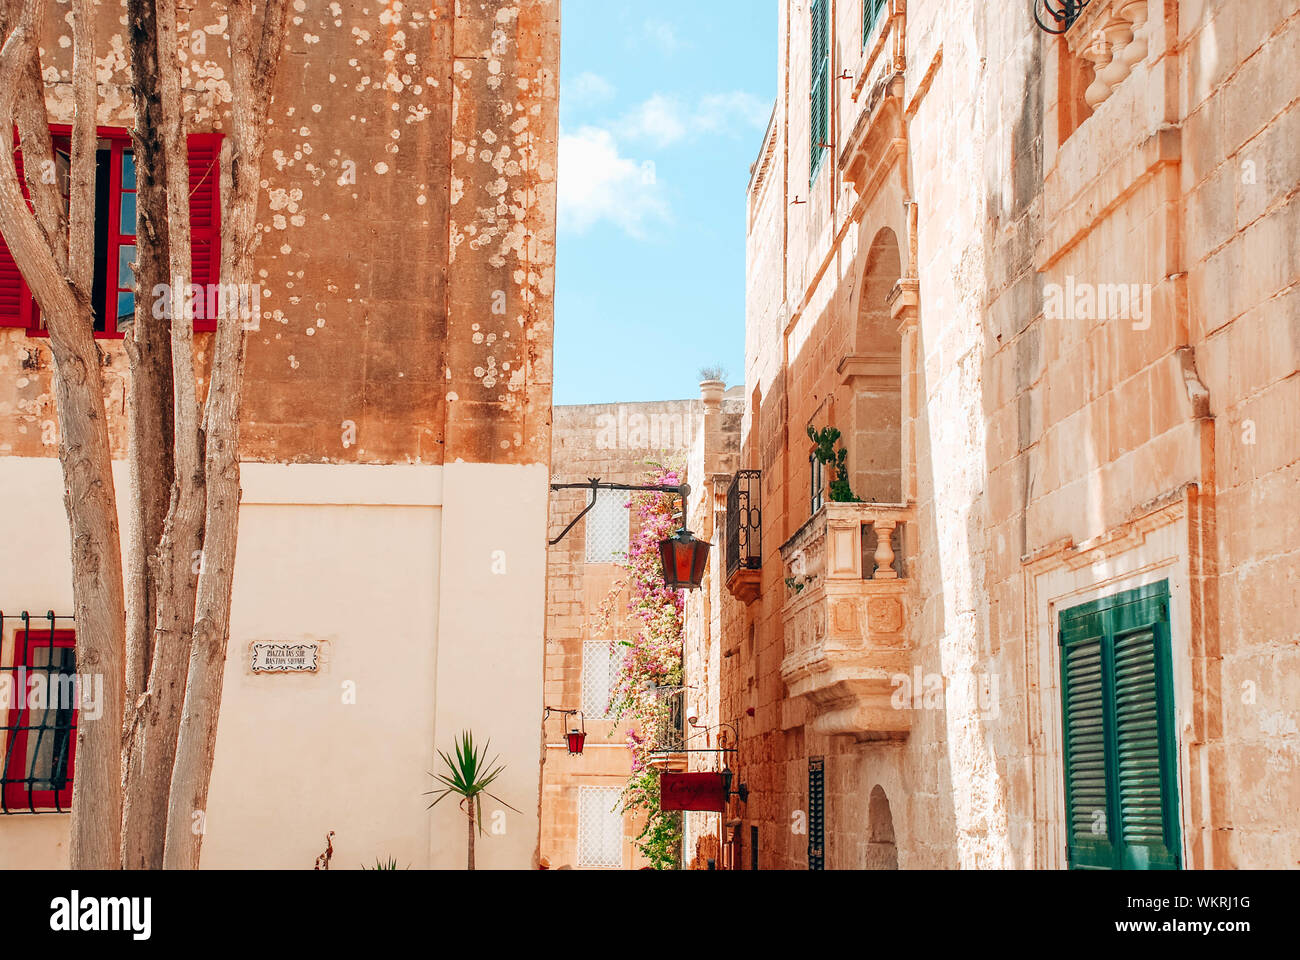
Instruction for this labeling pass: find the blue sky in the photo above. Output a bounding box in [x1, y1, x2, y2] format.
[553, 1, 777, 405]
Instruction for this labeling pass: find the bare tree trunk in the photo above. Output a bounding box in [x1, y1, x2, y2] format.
[120, 0, 205, 870]
[0, 0, 125, 870]
[163, 0, 288, 869]
[467, 803, 476, 870]
[119, 0, 178, 870]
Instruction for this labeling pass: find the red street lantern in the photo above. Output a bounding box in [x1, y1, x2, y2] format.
[566, 728, 587, 755]
[545, 706, 587, 755]
[658, 526, 710, 591]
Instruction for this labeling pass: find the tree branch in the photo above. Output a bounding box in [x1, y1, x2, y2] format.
[66, 0, 96, 299]
[0, 0, 126, 870]
[164, 0, 290, 869]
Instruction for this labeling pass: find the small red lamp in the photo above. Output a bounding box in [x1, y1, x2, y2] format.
[566, 726, 587, 756]
[545, 706, 588, 755]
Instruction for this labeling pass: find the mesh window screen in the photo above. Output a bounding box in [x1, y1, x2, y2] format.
[582, 640, 623, 717]
[577, 785, 624, 868]
[584, 490, 629, 564]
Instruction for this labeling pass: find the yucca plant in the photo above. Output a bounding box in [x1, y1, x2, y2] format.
[425, 731, 519, 870]
[361, 857, 403, 870]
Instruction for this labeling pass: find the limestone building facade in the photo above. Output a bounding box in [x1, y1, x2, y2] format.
[698, 0, 1299, 869]
[540, 398, 704, 870]
[0, 0, 559, 869]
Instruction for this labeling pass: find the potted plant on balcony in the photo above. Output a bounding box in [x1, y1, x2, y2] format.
[699, 365, 727, 405]
[808, 425, 860, 503]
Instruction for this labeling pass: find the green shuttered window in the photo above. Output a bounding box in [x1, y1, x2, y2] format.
[863, 0, 886, 47]
[810, 0, 830, 183]
[1059, 581, 1181, 870]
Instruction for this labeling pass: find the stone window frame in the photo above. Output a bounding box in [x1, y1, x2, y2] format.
[583, 488, 629, 564]
[580, 639, 622, 718]
[1023, 491, 1200, 870]
[576, 784, 624, 869]
[0, 126, 224, 338]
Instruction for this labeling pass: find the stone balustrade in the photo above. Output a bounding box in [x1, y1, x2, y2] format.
[777, 502, 914, 740]
[1071, 0, 1151, 109]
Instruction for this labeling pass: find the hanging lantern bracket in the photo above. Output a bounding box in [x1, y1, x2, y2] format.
[548, 479, 690, 546]
[544, 706, 588, 755]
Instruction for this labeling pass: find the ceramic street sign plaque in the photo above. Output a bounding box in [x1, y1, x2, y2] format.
[250, 641, 320, 674]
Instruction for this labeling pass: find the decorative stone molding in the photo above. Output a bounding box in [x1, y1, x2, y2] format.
[837, 74, 906, 199]
[888, 277, 920, 330]
[778, 501, 914, 740]
[837, 353, 901, 392]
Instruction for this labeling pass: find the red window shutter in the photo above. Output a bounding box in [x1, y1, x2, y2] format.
[187, 133, 222, 331]
[0, 145, 33, 327]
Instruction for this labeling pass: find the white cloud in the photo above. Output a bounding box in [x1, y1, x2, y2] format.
[617, 94, 689, 147]
[569, 71, 615, 106]
[558, 127, 669, 238]
[696, 91, 772, 132]
[617, 91, 772, 148]
[641, 18, 680, 54]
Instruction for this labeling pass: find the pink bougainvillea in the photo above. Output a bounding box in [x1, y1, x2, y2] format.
[589, 463, 685, 868]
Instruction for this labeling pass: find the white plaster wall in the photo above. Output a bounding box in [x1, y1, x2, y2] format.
[429, 461, 548, 870]
[201, 464, 443, 869]
[0, 458, 548, 870]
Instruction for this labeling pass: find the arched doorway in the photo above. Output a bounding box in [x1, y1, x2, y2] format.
[865, 784, 898, 869]
[848, 228, 903, 504]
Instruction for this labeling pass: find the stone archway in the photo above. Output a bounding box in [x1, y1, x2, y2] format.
[865, 784, 899, 870]
[847, 228, 903, 503]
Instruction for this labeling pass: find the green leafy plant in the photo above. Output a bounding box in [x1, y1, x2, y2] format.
[362, 857, 405, 870]
[622, 767, 682, 870]
[425, 731, 520, 870]
[808, 425, 859, 503]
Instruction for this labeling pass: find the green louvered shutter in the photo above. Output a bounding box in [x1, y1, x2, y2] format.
[864, 0, 886, 47]
[810, 0, 830, 182]
[1111, 604, 1181, 869]
[1060, 581, 1181, 870]
[1061, 629, 1113, 868]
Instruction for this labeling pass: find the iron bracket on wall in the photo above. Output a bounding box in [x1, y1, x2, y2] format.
[548, 478, 689, 547]
[1031, 0, 1091, 35]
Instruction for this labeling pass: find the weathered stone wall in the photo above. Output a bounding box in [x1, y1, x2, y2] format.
[0, 0, 557, 469]
[0, 0, 560, 870]
[725, 0, 1298, 871]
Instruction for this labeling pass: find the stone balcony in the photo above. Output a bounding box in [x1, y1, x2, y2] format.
[778, 502, 914, 740]
[1066, 0, 1152, 109]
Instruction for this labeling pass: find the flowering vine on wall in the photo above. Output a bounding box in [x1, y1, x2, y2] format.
[592, 462, 684, 869]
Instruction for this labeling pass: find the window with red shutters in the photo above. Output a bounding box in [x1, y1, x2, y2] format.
[0, 126, 222, 336]
[1, 627, 78, 813]
[0, 144, 32, 329]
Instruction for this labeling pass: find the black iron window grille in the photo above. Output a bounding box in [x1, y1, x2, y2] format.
[1, 611, 77, 814]
[808, 756, 825, 870]
[648, 685, 686, 754]
[726, 469, 762, 581]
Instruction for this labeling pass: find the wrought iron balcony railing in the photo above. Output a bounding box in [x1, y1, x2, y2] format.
[725, 469, 762, 582]
[646, 685, 687, 772]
